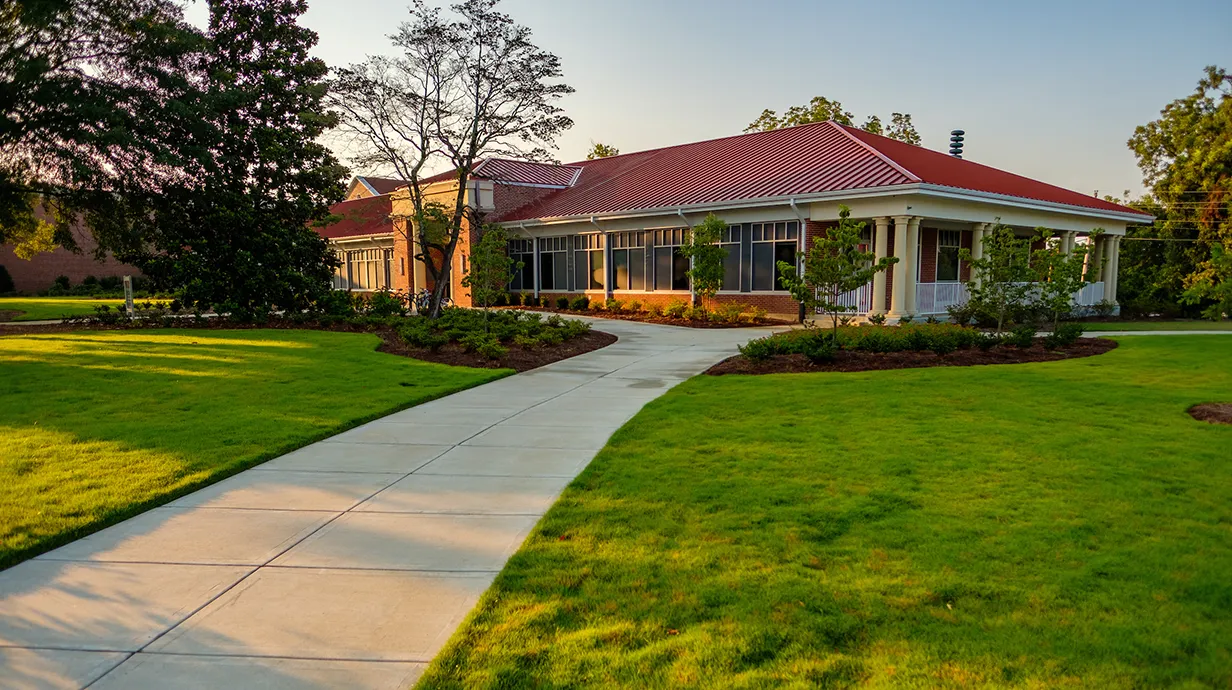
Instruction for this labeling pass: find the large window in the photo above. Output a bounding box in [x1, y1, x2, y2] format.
[335, 247, 392, 291]
[610, 231, 646, 291]
[936, 230, 961, 282]
[751, 221, 798, 291]
[573, 234, 605, 291]
[538, 236, 569, 290]
[508, 238, 534, 291]
[653, 228, 690, 291]
[720, 225, 741, 291]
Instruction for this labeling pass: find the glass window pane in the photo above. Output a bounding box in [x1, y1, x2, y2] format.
[722, 245, 740, 291]
[613, 249, 630, 290]
[629, 249, 644, 291]
[774, 242, 796, 291]
[555, 253, 568, 291]
[654, 247, 673, 290]
[574, 250, 587, 291]
[539, 252, 554, 290]
[672, 248, 690, 291]
[937, 247, 960, 281]
[752, 243, 773, 291]
[588, 251, 604, 290]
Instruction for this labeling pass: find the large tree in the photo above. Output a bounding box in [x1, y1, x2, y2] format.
[0, 0, 205, 258]
[1127, 65, 1230, 318]
[744, 96, 920, 144]
[129, 0, 345, 316]
[329, 0, 573, 318]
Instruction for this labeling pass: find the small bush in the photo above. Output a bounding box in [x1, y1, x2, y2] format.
[556, 296, 570, 309]
[570, 295, 589, 310]
[925, 315, 939, 324]
[1090, 300, 1116, 319]
[1005, 324, 1036, 348]
[398, 321, 450, 351]
[460, 332, 507, 359]
[605, 298, 622, 312]
[867, 313, 886, 326]
[367, 288, 408, 318]
[684, 305, 708, 321]
[98, 276, 122, 291]
[588, 299, 605, 312]
[801, 333, 838, 364]
[53, 275, 70, 290]
[898, 314, 915, 324]
[739, 336, 782, 362]
[512, 333, 540, 348]
[625, 300, 642, 312]
[663, 300, 688, 318]
[975, 332, 1001, 351]
[930, 332, 957, 355]
[903, 328, 930, 351]
[1044, 322, 1084, 349]
[493, 293, 508, 307]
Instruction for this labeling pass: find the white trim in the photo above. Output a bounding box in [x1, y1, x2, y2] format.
[356, 177, 380, 196]
[915, 184, 1153, 223]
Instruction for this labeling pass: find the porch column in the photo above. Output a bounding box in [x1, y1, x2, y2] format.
[887, 215, 911, 318]
[970, 222, 986, 287]
[1086, 235, 1102, 282]
[872, 217, 890, 314]
[1107, 236, 1121, 303]
[1061, 231, 1076, 255]
[1102, 235, 1116, 294]
[905, 217, 921, 315]
[532, 237, 541, 299]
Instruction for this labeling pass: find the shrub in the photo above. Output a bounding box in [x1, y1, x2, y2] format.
[898, 314, 914, 324]
[459, 331, 507, 359]
[975, 331, 1001, 351]
[663, 300, 688, 318]
[683, 305, 708, 321]
[556, 296, 570, 309]
[98, 276, 122, 291]
[54, 275, 70, 290]
[315, 289, 358, 316]
[801, 332, 838, 364]
[739, 336, 783, 362]
[625, 300, 642, 312]
[929, 332, 957, 355]
[367, 288, 408, 318]
[903, 328, 930, 351]
[925, 315, 939, 324]
[588, 299, 605, 312]
[1005, 324, 1036, 348]
[605, 298, 622, 312]
[714, 302, 745, 324]
[493, 293, 508, 307]
[867, 312, 886, 326]
[398, 320, 450, 351]
[0, 265, 13, 294]
[570, 295, 589, 310]
[512, 333, 540, 348]
[1090, 300, 1116, 319]
[1044, 323, 1085, 349]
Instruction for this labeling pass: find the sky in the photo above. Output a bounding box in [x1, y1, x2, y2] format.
[184, 0, 1232, 198]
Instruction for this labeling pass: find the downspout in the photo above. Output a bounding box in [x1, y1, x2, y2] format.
[790, 198, 808, 323]
[678, 209, 695, 305]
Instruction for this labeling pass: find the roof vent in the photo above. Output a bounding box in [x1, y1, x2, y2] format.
[949, 130, 965, 158]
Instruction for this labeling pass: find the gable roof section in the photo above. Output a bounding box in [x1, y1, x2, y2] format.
[317, 194, 394, 239]
[473, 158, 582, 187]
[837, 124, 1142, 216]
[357, 176, 407, 195]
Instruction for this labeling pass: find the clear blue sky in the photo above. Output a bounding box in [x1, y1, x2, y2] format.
[186, 0, 1231, 197]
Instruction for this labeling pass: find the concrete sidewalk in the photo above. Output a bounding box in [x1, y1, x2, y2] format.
[0, 317, 778, 690]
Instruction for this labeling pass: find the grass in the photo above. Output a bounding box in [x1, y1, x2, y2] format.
[1082, 320, 1232, 331]
[421, 337, 1232, 689]
[0, 296, 127, 321]
[0, 329, 507, 568]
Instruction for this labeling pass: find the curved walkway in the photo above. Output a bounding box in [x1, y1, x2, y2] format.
[0, 318, 779, 690]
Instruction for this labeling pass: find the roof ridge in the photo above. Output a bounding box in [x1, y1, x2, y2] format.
[563, 120, 840, 167]
[827, 121, 922, 183]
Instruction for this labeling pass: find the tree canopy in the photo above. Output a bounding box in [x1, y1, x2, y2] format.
[586, 142, 619, 160]
[745, 96, 921, 145]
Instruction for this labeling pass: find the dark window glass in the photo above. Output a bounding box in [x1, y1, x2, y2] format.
[752, 243, 773, 291]
[588, 251, 604, 290]
[774, 242, 796, 291]
[654, 247, 673, 290]
[672, 248, 690, 291]
[613, 250, 630, 289]
[554, 253, 568, 291]
[539, 252, 555, 290]
[937, 247, 960, 282]
[574, 251, 587, 291]
[628, 248, 644, 290]
[722, 245, 740, 291]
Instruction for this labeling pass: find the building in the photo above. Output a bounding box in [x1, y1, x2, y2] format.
[0, 222, 140, 294]
[317, 121, 1152, 319]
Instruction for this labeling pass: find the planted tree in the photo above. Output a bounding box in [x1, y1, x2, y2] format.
[959, 224, 1036, 333]
[1031, 229, 1100, 331]
[677, 213, 728, 309]
[329, 0, 573, 318]
[461, 225, 521, 323]
[777, 205, 897, 337]
[1182, 241, 1232, 320]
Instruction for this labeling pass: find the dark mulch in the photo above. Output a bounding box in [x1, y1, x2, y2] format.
[706, 337, 1118, 376]
[0, 318, 617, 373]
[508, 306, 791, 329]
[1189, 403, 1232, 426]
[0, 311, 19, 322]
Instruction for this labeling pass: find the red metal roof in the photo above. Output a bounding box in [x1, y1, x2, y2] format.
[317, 194, 393, 239]
[357, 176, 406, 195]
[491, 120, 1147, 222]
[472, 158, 581, 187]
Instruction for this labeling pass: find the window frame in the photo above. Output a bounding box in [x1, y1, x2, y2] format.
[750, 220, 799, 292]
[936, 229, 961, 282]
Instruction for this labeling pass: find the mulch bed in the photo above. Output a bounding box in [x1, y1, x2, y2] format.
[509, 306, 791, 329]
[1189, 403, 1232, 426]
[0, 311, 19, 322]
[0, 318, 617, 373]
[706, 337, 1118, 375]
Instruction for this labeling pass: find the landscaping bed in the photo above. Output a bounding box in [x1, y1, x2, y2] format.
[513, 305, 791, 329]
[1190, 402, 1232, 425]
[498, 294, 787, 328]
[708, 336, 1117, 375]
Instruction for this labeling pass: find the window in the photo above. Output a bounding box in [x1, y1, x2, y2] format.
[338, 247, 392, 291]
[653, 228, 689, 291]
[610, 231, 646, 291]
[538, 236, 569, 290]
[331, 250, 348, 289]
[720, 225, 741, 291]
[573, 234, 605, 291]
[751, 221, 798, 291]
[508, 238, 534, 291]
[936, 230, 961, 282]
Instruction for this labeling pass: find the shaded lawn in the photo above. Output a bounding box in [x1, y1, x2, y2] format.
[0, 297, 129, 321]
[422, 337, 1232, 689]
[1083, 320, 1232, 331]
[0, 329, 507, 568]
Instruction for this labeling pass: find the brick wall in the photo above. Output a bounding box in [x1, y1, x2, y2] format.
[960, 229, 973, 282]
[493, 184, 557, 217]
[919, 228, 937, 284]
[1, 226, 140, 294]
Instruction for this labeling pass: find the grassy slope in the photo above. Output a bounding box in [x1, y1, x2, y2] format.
[0, 297, 127, 321]
[1083, 320, 1232, 331]
[422, 337, 1232, 689]
[0, 330, 507, 567]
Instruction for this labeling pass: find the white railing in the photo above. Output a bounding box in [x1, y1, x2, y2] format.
[1074, 281, 1105, 306]
[817, 282, 873, 314]
[915, 282, 969, 314]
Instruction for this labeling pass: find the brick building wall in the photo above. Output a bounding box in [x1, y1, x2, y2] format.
[1, 226, 140, 294]
[919, 228, 937, 284]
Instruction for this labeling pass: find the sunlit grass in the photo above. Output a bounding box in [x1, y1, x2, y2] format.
[421, 336, 1232, 689]
[0, 329, 508, 568]
[1083, 320, 1232, 331]
[0, 297, 128, 321]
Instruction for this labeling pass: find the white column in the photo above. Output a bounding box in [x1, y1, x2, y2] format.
[1103, 235, 1116, 291]
[905, 217, 921, 315]
[872, 217, 890, 314]
[532, 237, 541, 299]
[1061, 231, 1076, 255]
[1108, 236, 1121, 303]
[970, 223, 986, 288]
[888, 215, 911, 318]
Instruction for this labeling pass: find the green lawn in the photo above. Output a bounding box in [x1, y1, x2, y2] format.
[0, 329, 507, 568]
[422, 337, 1232, 689]
[0, 297, 127, 321]
[1083, 320, 1232, 331]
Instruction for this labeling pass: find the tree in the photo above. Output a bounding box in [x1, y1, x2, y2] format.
[1182, 241, 1232, 320]
[1031, 229, 1099, 331]
[677, 213, 728, 308]
[586, 142, 619, 160]
[129, 0, 345, 316]
[1128, 65, 1230, 315]
[744, 96, 921, 145]
[777, 205, 897, 336]
[0, 0, 206, 258]
[960, 224, 1036, 333]
[461, 225, 520, 322]
[330, 0, 573, 319]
